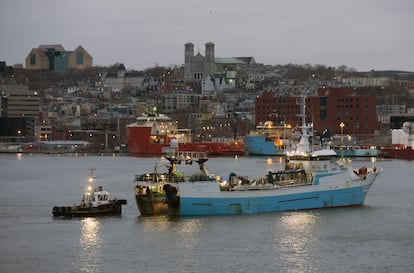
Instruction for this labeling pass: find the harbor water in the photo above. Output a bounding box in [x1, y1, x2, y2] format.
[0, 153, 413, 273]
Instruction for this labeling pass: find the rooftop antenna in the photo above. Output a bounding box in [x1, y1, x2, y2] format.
[372, 49, 376, 72]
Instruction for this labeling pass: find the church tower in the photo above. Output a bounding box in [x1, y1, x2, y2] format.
[205, 42, 214, 62]
[184, 42, 194, 81]
[205, 42, 216, 76]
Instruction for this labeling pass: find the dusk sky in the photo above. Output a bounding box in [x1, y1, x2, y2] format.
[1, 0, 413, 72]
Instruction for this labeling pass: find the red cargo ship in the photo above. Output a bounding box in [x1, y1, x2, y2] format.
[126, 113, 244, 156]
[380, 122, 414, 160]
[381, 146, 414, 160]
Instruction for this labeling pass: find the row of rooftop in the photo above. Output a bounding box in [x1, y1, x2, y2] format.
[1, 42, 414, 152]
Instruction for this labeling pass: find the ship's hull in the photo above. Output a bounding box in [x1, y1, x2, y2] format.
[135, 191, 169, 216]
[334, 147, 379, 157]
[176, 185, 368, 216]
[163, 170, 381, 216]
[127, 126, 243, 156]
[244, 135, 286, 156]
[380, 147, 414, 160]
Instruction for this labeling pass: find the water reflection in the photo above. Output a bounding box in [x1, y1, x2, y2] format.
[139, 216, 202, 249]
[139, 215, 201, 233]
[273, 212, 320, 272]
[177, 218, 203, 249]
[138, 215, 174, 232]
[280, 212, 318, 231]
[79, 218, 102, 273]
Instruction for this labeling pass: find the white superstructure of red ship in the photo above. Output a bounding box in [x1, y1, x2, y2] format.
[126, 112, 243, 156]
[381, 122, 414, 160]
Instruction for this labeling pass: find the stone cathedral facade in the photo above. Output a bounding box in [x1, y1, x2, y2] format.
[184, 42, 216, 82]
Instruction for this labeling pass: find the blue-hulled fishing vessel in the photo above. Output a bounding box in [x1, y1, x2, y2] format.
[244, 121, 292, 156]
[133, 149, 213, 216]
[135, 96, 383, 216]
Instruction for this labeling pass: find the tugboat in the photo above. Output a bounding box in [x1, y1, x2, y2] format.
[52, 167, 127, 217]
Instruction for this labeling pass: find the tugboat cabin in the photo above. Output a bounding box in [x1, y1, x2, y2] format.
[82, 186, 111, 207]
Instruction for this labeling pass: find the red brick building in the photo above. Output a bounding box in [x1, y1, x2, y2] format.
[255, 87, 380, 138]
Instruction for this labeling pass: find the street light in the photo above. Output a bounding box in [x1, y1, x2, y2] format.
[339, 122, 345, 160]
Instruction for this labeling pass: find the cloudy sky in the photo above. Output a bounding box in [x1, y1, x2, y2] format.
[1, 0, 413, 71]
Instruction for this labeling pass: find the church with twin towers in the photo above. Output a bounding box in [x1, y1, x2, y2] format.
[183, 42, 255, 85]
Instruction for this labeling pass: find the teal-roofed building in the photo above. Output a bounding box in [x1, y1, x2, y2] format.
[46, 49, 71, 72]
[26, 44, 92, 71]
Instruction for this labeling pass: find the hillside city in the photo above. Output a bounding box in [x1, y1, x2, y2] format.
[1, 42, 414, 153]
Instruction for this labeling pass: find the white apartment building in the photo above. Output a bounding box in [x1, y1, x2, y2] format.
[343, 77, 390, 87]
